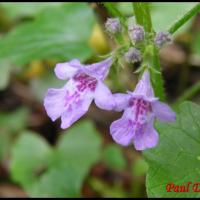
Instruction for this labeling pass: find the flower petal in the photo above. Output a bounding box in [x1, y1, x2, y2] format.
[110, 117, 135, 146]
[113, 93, 130, 111]
[94, 81, 115, 110]
[54, 59, 81, 80]
[133, 118, 159, 151]
[133, 70, 155, 98]
[152, 101, 176, 122]
[60, 82, 94, 129]
[44, 86, 67, 122]
[84, 58, 113, 80]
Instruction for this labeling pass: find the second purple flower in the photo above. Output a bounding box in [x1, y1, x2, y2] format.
[110, 70, 176, 151]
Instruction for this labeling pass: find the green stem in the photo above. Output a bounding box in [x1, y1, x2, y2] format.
[133, 3, 166, 100]
[173, 81, 200, 107]
[168, 3, 200, 34]
[132, 3, 152, 33]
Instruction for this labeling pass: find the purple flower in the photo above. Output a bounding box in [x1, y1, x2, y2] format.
[154, 32, 172, 48]
[128, 24, 145, 42]
[124, 47, 141, 63]
[105, 18, 121, 34]
[44, 58, 114, 129]
[110, 70, 176, 151]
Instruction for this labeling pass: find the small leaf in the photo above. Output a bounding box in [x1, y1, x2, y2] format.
[144, 102, 200, 197]
[132, 158, 148, 177]
[102, 144, 126, 171]
[0, 107, 29, 132]
[10, 131, 52, 190]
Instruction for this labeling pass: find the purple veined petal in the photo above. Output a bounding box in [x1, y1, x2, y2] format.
[110, 117, 135, 146]
[133, 70, 155, 98]
[133, 117, 159, 151]
[54, 59, 82, 80]
[60, 81, 94, 129]
[83, 58, 113, 80]
[113, 93, 130, 112]
[151, 101, 176, 122]
[94, 81, 115, 110]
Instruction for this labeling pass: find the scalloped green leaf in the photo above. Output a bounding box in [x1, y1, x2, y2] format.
[144, 102, 200, 198]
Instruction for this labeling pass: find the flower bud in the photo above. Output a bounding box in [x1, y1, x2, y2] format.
[105, 18, 121, 34]
[124, 47, 141, 63]
[128, 24, 145, 42]
[154, 32, 172, 48]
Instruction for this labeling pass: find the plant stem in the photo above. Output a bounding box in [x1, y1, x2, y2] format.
[132, 3, 166, 100]
[132, 3, 152, 33]
[173, 81, 200, 107]
[168, 3, 200, 34]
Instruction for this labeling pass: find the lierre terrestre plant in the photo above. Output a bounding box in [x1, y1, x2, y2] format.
[0, 2, 199, 198]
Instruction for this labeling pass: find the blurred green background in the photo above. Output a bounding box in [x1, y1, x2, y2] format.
[0, 2, 200, 197]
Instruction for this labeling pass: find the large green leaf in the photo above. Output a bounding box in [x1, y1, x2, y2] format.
[144, 102, 200, 197]
[0, 3, 62, 20]
[0, 3, 95, 65]
[10, 120, 102, 197]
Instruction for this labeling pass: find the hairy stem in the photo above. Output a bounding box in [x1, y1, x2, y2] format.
[133, 3, 166, 100]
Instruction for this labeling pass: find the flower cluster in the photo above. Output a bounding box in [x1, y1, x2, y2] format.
[44, 19, 176, 151]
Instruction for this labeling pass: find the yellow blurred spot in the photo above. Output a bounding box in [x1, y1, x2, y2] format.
[89, 23, 110, 54]
[24, 60, 44, 79]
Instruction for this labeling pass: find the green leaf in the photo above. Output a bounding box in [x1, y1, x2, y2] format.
[0, 3, 63, 20]
[0, 60, 11, 90]
[102, 144, 126, 171]
[0, 3, 95, 65]
[144, 102, 200, 197]
[132, 158, 148, 177]
[193, 34, 200, 55]
[0, 107, 29, 132]
[10, 120, 102, 197]
[10, 131, 52, 189]
[0, 107, 29, 161]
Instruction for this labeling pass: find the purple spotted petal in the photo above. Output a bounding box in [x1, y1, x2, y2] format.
[60, 90, 94, 129]
[110, 117, 135, 146]
[54, 59, 82, 80]
[133, 117, 159, 151]
[113, 93, 131, 111]
[133, 70, 155, 99]
[151, 101, 176, 122]
[94, 81, 115, 110]
[84, 58, 113, 80]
